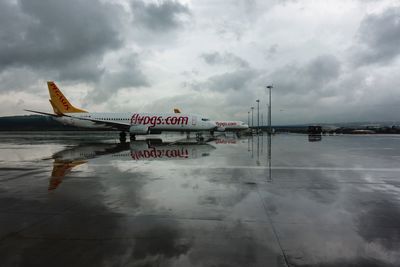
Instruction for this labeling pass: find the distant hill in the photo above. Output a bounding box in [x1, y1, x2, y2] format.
[273, 121, 400, 128]
[0, 115, 83, 131]
[256, 121, 400, 134]
[1, 115, 400, 132]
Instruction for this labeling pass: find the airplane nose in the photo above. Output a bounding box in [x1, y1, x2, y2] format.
[209, 121, 217, 129]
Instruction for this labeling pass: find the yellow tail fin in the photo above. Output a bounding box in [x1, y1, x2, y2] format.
[47, 81, 87, 114]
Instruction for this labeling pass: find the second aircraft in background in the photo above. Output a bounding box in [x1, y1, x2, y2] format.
[173, 108, 249, 132]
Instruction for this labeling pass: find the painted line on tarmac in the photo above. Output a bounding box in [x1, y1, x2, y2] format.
[214, 166, 400, 172]
[107, 163, 400, 172]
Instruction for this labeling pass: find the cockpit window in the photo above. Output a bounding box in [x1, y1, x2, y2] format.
[201, 118, 209, 121]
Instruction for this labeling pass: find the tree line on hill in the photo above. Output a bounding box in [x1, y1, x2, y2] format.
[0, 115, 87, 131]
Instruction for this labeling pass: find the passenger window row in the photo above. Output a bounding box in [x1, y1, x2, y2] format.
[94, 118, 129, 121]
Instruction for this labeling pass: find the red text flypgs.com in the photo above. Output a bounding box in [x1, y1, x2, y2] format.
[131, 114, 189, 127]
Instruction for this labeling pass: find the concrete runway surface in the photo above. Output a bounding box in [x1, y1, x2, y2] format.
[0, 132, 400, 267]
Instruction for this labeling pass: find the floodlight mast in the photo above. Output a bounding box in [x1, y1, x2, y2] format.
[256, 99, 260, 133]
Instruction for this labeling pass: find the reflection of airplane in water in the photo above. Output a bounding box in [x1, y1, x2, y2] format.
[308, 134, 322, 142]
[49, 140, 216, 191]
[129, 140, 215, 160]
[215, 138, 237, 145]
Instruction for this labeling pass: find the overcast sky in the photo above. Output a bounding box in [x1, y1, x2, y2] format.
[1, 0, 400, 124]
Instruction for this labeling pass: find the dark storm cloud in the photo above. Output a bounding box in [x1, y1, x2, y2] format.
[130, 0, 190, 32]
[206, 69, 258, 92]
[194, 51, 256, 92]
[352, 6, 400, 66]
[90, 53, 149, 103]
[201, 52, 249, 68]
[269, 54, 341, 95]
[0, 67, 39, 93]
[198, 53, 340, 96]
[265, 44, 278, 59]
[185, 53, 343, 122]
[188, 67, 258, 93]
[0, 0, 124, 83]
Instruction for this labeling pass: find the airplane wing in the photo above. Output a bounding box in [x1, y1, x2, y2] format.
[25, 109, 130, 131]
[24, 109, 62, 117]
[62, 114, 131, 131]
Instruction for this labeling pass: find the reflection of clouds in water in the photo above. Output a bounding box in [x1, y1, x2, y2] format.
[116, 219, 192, 266]
[354, 188, 400, 253]
[0, 164, 194, 266]
[280, 223, 397, 266]
[263, 168, 400, 266]
[4, 134, 400, 266]
[0, 192, 121, 265]
[0, 144, 65, 162]
[183, 220, 284, 267]
[73, 163, 277, 266]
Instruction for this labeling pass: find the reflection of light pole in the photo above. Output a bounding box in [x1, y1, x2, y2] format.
[256, 99, 260, 133]
[256, 134, 260, 165]
[251, 107, 254, 128]
[251, 135, 254, 158]
[266, 85, 273, 134]
[267, 134, 272, 182]
[261, 114, 264, 129]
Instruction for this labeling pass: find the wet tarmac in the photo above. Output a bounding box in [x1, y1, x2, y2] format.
[0, 132, 400, 267]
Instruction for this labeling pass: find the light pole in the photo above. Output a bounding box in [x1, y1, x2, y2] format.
[256, 99, 260, 133]
[247, 111, 250, 126]
[250, 107, 254, 128]
[266, 85, 273, 134]
[261, 114, 264, 127]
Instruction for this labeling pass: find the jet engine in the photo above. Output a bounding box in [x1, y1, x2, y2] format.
[129, 125, 149, 135]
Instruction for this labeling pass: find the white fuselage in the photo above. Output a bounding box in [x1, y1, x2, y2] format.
[54, 112, 216, 132]
[215, 121, 249, 131]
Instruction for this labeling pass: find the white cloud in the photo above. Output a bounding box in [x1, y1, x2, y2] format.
[1, 0, 399, 124]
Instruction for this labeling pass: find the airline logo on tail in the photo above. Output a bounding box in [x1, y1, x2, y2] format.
[49, 82, 70, 111]
[47, 81, 87, 114]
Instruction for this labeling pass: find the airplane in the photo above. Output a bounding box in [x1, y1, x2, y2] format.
[173, 108, 249, 132]
[49, 139, 216, 190]
[26, 82, 217, 140]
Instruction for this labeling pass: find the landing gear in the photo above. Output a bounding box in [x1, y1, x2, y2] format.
[119, 132, 127, 143]
[195, 133, 204, 142]
[186, 132, 190, 139]
[130, 134, 136, 141]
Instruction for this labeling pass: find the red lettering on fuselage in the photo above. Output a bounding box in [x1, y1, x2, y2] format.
[216, 122, 238, 127]
[131, 148, 189, 160]
[130, 114, 189, 127]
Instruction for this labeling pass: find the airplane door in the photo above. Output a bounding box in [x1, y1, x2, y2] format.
[192, 116, 197, 125]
